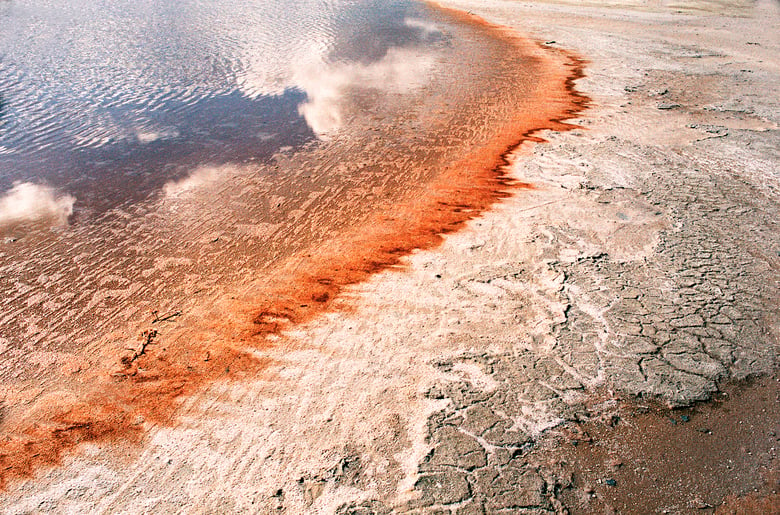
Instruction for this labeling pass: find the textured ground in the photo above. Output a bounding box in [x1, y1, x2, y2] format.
[2, 0, 779, 513]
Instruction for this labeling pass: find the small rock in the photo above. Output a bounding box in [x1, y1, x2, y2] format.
[657, 102, 681, 110]
[697, 427, 712, 434]
[681, 415, 690, 423]
[688, 497, 712, 509]
[605, 478, 617, 487]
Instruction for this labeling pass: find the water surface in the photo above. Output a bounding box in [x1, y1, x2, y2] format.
[0, 0, 444, 214]
[0, 0, 589, 488]
[0, 0, 548, 419]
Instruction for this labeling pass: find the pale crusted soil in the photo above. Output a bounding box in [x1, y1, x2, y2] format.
[341, 0, 780, 513]
[2, 0, 779, 513]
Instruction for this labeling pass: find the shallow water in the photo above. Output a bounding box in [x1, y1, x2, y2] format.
[0, 0, 586, 488]
[0, 0, 455, 215]
[0, 0, 460, 361]
[0, 0, 569, 459]
[0, 0, 503, 351]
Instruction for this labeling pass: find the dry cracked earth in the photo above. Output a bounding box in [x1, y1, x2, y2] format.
[334, 1, 780, 513]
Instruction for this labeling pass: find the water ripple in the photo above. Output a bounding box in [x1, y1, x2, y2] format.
[0, 0, 449, 218]
[0, 0, 380, 156]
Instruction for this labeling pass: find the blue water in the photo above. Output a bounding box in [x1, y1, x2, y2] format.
[0, 0, 444, 213]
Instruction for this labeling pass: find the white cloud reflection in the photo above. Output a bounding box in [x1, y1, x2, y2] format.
[294, 45, 436, 137]
[0, 182, 75, 228]
[163, 166, 223, 198]
[236, 16, 442, 138]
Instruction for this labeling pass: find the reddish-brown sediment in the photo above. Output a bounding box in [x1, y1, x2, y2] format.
[0, 7, 588, 489]
[549, 375, 780, 513]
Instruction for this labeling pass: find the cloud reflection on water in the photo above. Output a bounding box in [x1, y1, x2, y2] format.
[238, 14, 445, 139]
[0, 182, 74, 228]
[0, 0, 448, 213]
[294, 44, 436, 137]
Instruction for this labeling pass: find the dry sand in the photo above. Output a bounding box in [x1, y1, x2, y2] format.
[2, 0, 779, 513]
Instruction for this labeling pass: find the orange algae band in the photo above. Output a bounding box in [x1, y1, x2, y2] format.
[0, 6, 589, 489]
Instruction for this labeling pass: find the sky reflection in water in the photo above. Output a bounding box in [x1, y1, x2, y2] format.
[0, 0, 447, 222]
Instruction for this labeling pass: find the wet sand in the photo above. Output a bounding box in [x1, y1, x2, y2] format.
[2, 0, 779, 512]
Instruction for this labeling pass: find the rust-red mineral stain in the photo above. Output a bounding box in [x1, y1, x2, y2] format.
[0, 5, 589, 489]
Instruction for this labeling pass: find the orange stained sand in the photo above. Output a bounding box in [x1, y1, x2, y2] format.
[0, 6, 589, 490]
